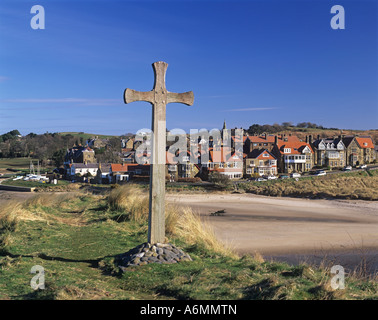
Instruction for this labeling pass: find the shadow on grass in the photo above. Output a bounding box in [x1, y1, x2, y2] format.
[1, 249, 122, 277]
[154, 284, 193, 300]
[242, 278, 282, 300]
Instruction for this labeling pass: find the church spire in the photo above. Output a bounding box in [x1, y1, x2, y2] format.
[222, 119, 227, 130]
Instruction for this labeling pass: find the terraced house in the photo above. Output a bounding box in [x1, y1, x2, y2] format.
[310, 135, 346, 168]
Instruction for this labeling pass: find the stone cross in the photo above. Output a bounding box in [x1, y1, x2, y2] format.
[124, 61, 194, 244]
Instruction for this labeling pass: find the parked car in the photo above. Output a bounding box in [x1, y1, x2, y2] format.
[290, 173, 301, 178]
[314, 170, 326, 176]
[359, 165, 367, 169]
[279, 175, 289, 179]
[267, 175, 278, 180]
[256, 177, 267, 182]
[343, 166, 352, 171]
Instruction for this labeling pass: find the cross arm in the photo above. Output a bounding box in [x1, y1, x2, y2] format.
[124, 88, 154, 104]
[167, 91, 194, 106]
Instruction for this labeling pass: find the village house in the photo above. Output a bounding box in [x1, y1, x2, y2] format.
[166, 150, 201, 181]
[355, 136, 375, 164]
[310, 135, 346, 168]
[272, 137, 314, 173]
[64, 146, 96, 167]
[341, 135, 375, 166]
[68, 163, 99, 181]
[109, 163, 150, 183]
[244, 149, 277, 177]
[93, 163, 111, 184]
[121, 137, 134, 149]
[201, 147, 243, 179]
[86, 137, 107, 149]
[244, 133, 300, 154]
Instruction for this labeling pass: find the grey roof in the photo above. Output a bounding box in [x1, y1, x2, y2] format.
[72, 163, 99, 169]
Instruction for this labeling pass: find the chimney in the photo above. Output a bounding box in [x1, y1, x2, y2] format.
[309, 135, 313, 144]
[317, 135, 320, 141]
[274, 135, 278, 145]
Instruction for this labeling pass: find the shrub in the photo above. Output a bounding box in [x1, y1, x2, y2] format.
[209, 172, 232, 189]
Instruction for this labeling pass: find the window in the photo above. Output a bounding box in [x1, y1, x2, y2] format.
[263, 153, 269, 157]
[246, 168, 252, 174]
[284, 148, 291, 153]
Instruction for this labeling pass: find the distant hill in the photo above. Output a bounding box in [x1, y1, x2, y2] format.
[272, 128, 378, 144]
[58, 132, 119, 140]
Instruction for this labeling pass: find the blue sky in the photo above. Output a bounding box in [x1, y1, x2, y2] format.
[0, 0, 377, 135]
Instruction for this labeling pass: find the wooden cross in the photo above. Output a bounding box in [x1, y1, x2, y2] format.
[124, 61, 194, 244]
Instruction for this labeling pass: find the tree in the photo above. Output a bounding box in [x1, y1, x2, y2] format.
[52, 149, 66, 168]
[247, 124, 264, 135]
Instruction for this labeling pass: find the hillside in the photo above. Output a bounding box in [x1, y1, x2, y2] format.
[58, 132, 119, 140]
[273, 128, 378, 144]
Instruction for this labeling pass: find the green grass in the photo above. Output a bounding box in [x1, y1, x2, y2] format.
[2, 178, 71, 189]
[0, 191, 376, 300]
[0, 158, 33, 169]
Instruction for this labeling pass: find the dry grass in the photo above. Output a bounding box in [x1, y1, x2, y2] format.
[107, 185, 237, 258]
[55, 285, 115, 300]
[22, 193, 80, 210]
[172, 206, 238, 258]
[107, 185, 149, 223]
[0, 204, 19, 249]
[243, 175, 378, 200]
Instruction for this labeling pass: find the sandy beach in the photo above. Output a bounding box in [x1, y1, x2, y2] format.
[167, 192, 378, 273]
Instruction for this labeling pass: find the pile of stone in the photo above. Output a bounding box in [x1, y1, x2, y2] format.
[116, 242, 192, 271]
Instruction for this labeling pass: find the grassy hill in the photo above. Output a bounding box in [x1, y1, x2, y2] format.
[272, 128, 378, 144]
[58, 132, 119, 140]
[0, 186, 376, 300]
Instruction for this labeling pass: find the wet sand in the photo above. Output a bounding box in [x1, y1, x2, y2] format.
[167, 193, 378, 274]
